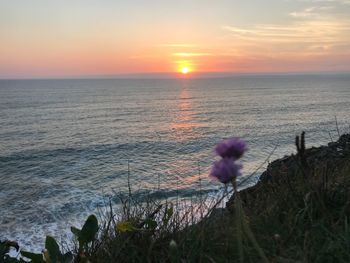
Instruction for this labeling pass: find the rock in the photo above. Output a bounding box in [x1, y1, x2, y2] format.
[229, 133, 350, 207]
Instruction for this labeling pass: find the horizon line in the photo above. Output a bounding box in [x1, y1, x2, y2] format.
[1, 70, 349, 81]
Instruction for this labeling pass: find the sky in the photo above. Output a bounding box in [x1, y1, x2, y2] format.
[1, 0, 350, 78]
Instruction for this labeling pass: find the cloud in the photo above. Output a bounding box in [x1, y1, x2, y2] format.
[289, 0, 350, 4]
[222, 15, 350, 56]
[289, 6, 334, 17]
[223, 21, 349, 42]
[172, 52, 213, 57]
[157, 44, 197, 48]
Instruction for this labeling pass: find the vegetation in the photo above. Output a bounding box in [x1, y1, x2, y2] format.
[1, 133, 350, 263]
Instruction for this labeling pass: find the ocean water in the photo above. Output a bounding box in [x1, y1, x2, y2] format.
[0, 74, 349, 249]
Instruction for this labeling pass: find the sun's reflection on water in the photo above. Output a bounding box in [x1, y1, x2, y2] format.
[170, 84, 203, 141]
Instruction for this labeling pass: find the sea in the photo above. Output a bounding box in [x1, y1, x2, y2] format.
[0, 74, 349, 250]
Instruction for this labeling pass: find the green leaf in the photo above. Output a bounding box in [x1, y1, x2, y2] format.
[144, 219, 157, 230]
[45, 236, 61, 263]
[61, 252, 73, 263]
[116, 221, 137, 233]
[163, 206, 173, 225]
[79, 215, 98, 244]
[166, 207, 173, 218]
[70, 226, 81, 238]
[0, 242, 10, 256]
[21, 251, 45, 263]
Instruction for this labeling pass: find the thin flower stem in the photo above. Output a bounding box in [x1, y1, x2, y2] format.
[233, 178, 244, 263]
[241, 215, 269, 263]
[237, 192, 269, 263]
[233, 178, 269, 263]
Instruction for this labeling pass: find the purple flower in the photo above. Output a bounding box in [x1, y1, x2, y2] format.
[210, 158, 242, 184]
[215, 138, 247, 159]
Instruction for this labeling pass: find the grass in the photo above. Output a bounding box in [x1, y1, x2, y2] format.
[234, 151, 350, 262]
[2, 133, 350, 262]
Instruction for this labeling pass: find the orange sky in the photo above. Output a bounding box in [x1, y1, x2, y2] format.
[1, 0, 350, 78]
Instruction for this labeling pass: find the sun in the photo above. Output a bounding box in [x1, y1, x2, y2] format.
[181, 67, 190, 74]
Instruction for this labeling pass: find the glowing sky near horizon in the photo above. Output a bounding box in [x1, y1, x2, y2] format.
[1, 0, 350, 78]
